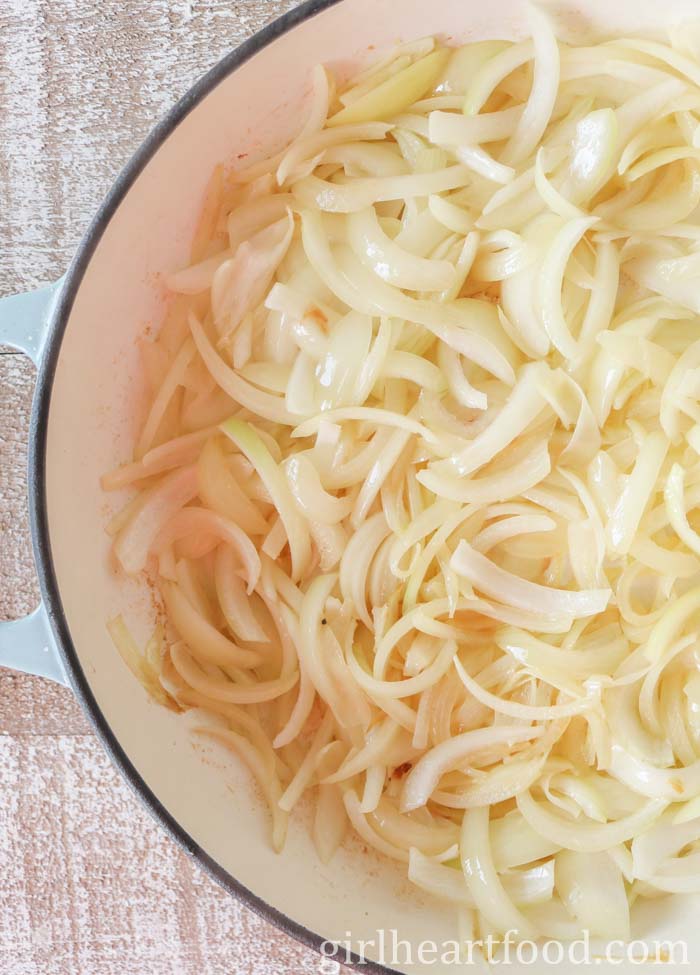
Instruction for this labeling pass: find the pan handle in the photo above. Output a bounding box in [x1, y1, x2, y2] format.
[0, 280, 68, 685]
[0, 279, 62, 363]
[0, 606, 67, 685]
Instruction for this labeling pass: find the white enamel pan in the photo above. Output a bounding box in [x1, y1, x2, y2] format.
[1, 1, 698, 971]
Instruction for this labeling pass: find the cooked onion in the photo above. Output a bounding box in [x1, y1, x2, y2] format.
[106, 20, 700, 945]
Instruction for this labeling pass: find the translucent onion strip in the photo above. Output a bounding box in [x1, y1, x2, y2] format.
[451, 540, 611, 618]
[460, 807, 538, 938]
[517, 789, 668, 853]
[402, 725, 545, 812]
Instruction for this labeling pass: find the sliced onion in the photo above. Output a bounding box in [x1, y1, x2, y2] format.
[197, 436, 269, 535]
[451, 540, 611, 618]
[616, 78, 686, 145]
[328, 48, 450, 128]
[348, 207, 456, 291]
[113, 466, 198, 575]
[190, 312, 295, 424]
[369, 796, 459, 854]
[194, 722, 288, 850]
[454, 657, 592, 720]
[284, 453, 352, 524]
[441, 363, 549, 476]
[460, 807, 538, 938]
[348, 638, 457, 701]
[535, 149, 584, 220]
[502, 5, 560, 165]
[491, 809, 560, 869]
[455, 146, 514, 185]
[428, 193, 472, 234]
[293, 165, 471, 213]
[538, 217, 598, 359]
[609, 744, 700, 801]
[163, 588, 264, 671]
[463, 40, 534, 115]
[632, 812, 700, 879]
[215, 546, 268, 643]
[433, 754, 547, 809]
[419, 439, 551, 505]
[401, 724, 544, 812]
[428, 106, 523, 146]
[313, 783, 348, 864]
[324, 717, 401, 783]
[568, 108, 619, 203]
[221, 418, 311, 580]
[517, 788, 667, 852]
[167, 253, 230, 295]
[665, 462, 700, 557]
[555, 850, 630, 939]
[278, 711, 335, 812]
[156, 507, 260, 591]
[212, 213, 294, 337]
[277, 123, 391, 185]
[606, 432, 668, 555]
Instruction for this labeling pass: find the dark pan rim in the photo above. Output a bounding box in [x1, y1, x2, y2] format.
[27, 2, 398, 971]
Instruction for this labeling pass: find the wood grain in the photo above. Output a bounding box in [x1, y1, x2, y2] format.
[0, 353, 37, 621]
[0, 3, 349, 973]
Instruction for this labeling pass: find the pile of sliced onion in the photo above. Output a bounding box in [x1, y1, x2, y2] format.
[105, 6, 700, 946]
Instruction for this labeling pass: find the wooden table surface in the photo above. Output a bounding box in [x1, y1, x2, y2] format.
[0, 3, 349, 973]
